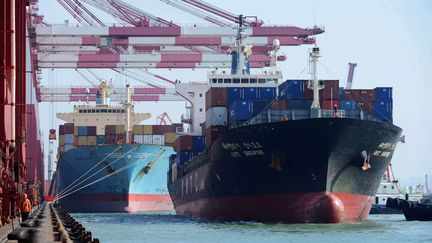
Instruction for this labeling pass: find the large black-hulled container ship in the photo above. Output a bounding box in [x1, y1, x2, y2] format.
[168, 17, 402, 223]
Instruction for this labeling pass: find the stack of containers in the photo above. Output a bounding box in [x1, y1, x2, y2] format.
[132, 124, 181, 146]
[63, 123, 75, 152]
[174, 135, 193, 166]
[374, 87, 393, 122]
[77, 126, 88, 146]
[205, 88, 228, 147]
[58, 125, 65, 153]
[227, 87, 273, 123]
[343, 89, 376, 113]
[87, 126, 97, 145]
[105, 125, 125, 144]
[151, 125, 165, 146]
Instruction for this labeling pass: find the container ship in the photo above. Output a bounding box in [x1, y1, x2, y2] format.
[53, 82, 180, 213]
[167, 19, 402, 223]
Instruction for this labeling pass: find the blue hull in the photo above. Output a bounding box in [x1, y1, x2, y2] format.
[55, 144, 174, 212]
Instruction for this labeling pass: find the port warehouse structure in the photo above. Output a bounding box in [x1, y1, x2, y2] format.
[1, 0, 322, 222]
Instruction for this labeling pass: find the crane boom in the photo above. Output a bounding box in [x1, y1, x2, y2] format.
[345, 62, 357, 89]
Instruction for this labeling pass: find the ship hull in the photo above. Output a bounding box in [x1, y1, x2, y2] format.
[55, 144, 175, 213]
[168, 118, 402, 223]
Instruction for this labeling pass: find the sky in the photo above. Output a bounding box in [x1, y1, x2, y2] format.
[36, 0, 432, 185]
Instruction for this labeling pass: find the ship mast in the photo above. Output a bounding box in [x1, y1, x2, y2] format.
[231, 15, 251, 75]
[309, 47, 324, 109]
[125, 84, 132, 143]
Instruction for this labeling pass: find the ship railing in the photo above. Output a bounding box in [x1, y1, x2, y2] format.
[318, 109, 346, 118]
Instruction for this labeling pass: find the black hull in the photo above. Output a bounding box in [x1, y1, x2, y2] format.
[168, 118, 402, 223]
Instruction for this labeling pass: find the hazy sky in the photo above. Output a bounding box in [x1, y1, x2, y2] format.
[37, 0, 432, 184]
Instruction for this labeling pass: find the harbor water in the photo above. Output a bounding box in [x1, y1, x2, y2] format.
[72, 213, 432, 243]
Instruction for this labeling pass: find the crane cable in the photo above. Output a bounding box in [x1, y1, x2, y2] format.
[56, 146, 137, 198]
[55, 148, 165, 201]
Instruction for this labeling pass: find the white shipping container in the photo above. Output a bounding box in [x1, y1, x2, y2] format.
[152, 135, 165, 146]
[205, 107, 228, 127]
[64, 144, 75, 152]
[64, 134, 74, 144]
[143, 135, 153, 145]
[133, 135, 144, 144]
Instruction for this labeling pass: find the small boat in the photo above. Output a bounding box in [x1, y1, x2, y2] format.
[386, 195, 432, 221]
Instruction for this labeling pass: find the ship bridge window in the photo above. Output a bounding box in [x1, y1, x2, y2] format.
[250, 78, 257, 83]
[258, 79, 266, 83]
[108, 109, 112, 113]
[224, 79, 231, 83]
[211, 78, 217, 83]
[91, 109, 95, 113]
[97, 109, 101, 113]
[79, 110, 83, 113]
[241, 78, 248, 83]
[218, 78, 223, 83]
[233, 78, 240, 83]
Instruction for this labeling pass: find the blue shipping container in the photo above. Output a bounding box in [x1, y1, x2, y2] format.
[96, 135, 105, 144]
[340, 100, 356, 110]
[229, 101, 253, 121]
[338, 87, 344, 100]
[243, 87, 258, 100]
[374, 100, 393, 122]
[375, 87, 392, 100]
[77, 126, 88, 136]
[192, 136, 205, 153]
[258, 87, 277, 100]
[176, 151, 193, 165]
[278, 80, 305, 100]
[227, 87, 243, 105]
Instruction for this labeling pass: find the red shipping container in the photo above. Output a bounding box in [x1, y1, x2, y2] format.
[304, 80, 339, 100]
[204, 125, 226, 148]
[116, 133, 125, 144]
[270, 100, 288, 109]
[59, 125, 65, 135]
[175, 135, 193, 152]
[64, 123, 74, 134]
[343, 89, 375, 102]
[105, 134, 116, 144]
[356, 101, 373, 113]
[321, 100, 340, 110]
[152, 125, 164, 135]
[105, 125, 116, 135]
[74, 136, 78, 146]
[87, 126, 97, 136]
[205, 87, 227, 110]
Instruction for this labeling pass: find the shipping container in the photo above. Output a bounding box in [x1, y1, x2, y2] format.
[105, 125, 116, 135]
[152, 125, 164, 135]
[176, 151, 193, 166]
[74, 126, 78, 136]
[338, 87, 344, 100]
[64, 134, 74, 144]
[64, 144, 75, 152]
[375, 87, 392, 100]
[87, 126, 97, 136]
[321, 100, 340, 110]
[204, 125, 226, 148]
[152, 135, 165, 146]
[374, 100, 393, 122]
[116, 133, 125, 143]
[74, 136, 78, 146]
[340, 100, 356, 110]
[59, 125, 65, 135]
[175, 135, 193, 152]
[115, 125, 125, 134]
[96, 135, 105, 145]
[87, 136, 97, 145]
[59, 135, 65, 146]
[77, 126, 88, 136]
[78, 136, 88, 146]
[205, 107, 228, 127]
[286, 100, 313, 109]
[172, 123, 183, 133]
[227, 87, 243, 105]
[357, 101, 373, 113]
[278, 80, 305, 100]
[143, 135, 153, 145]
[270, 100, 288, 109]
[164, 132, 177, 144]
[258, 87, 277, 100]
[143, 125, 153, 135]
[192, 136, 205, 153]
[105, 134, 116, 144]
[243, 87, 258, 100]
[205, 87, 228, 110]
[133, 125, 143, 135]
[229, 100, 268, 122]
[343, 89, 375, 102]
[64, 123, 74, 134]
[133, 134, 144, 144]
[304, 80, 339, 100]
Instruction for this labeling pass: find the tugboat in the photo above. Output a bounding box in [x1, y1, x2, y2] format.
[386, 195, 432, 221]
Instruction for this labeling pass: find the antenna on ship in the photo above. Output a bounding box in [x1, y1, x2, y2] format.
[308, 46, 324, 111]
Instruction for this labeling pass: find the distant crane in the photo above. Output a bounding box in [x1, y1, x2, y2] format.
[156, 112, 173, 125]
[345, 62, 357, 89]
